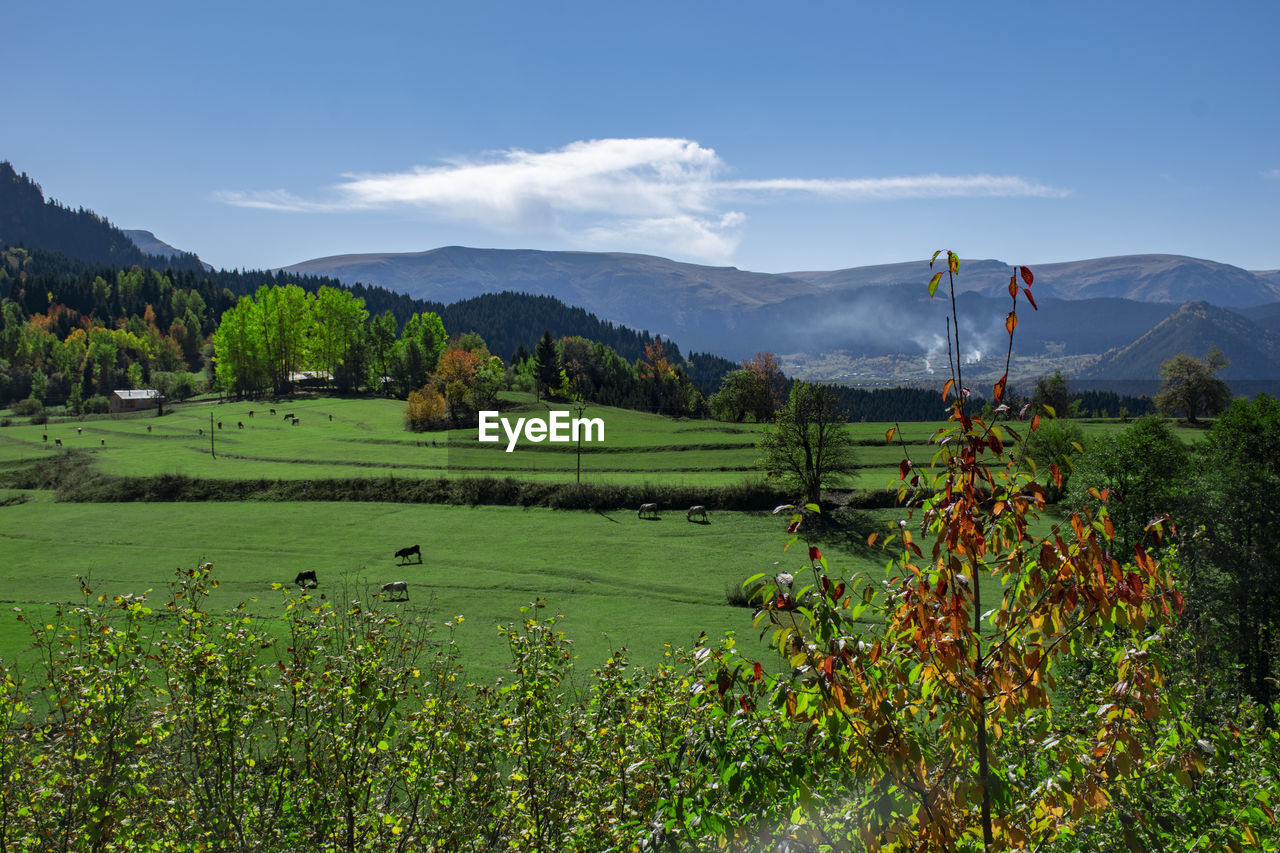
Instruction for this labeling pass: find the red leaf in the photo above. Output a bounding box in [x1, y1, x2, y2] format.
[1171, 589, 1185, 614]
[988, 431, 1004, 454]
[832, 582, 845, 602]
[1020, 266, 1034, 287]
[809, 545, 823, 563]
[993, 374, 1007, 403]
[787, 520, 802, 534]
[899, 459, 911, 480]
[942, 378, 954, 401]
[1023, 288, 1038, 310]
[753, 662, 763, 682]
[1006, 311, 1018, 335]
[885, 426, 896, 443]
[1050, 463, 1063, 488]
[1031, 413, 1041, 431]
[948, 251, 959, 274]
[1007, 275, 1018, 299]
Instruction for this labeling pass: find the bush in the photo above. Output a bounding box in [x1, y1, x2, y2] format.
[405, 386, 448, 431]
[11, 397, 42, 417]
[83, 395, 110, 414]
[28, 411, 48, 425]
[1020, 417, 1086, 501]
[0, 565, 732, 851]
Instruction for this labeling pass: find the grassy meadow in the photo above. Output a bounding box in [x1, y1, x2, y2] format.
[0, 392, 1205, 678]
[0, 392, 955, 486]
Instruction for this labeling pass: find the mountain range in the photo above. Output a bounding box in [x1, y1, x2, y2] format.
[4, 158, 1278, 387]
[284, 248, 1280, 381]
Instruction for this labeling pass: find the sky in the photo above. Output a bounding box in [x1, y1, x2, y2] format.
[4, 1, 1278, 274]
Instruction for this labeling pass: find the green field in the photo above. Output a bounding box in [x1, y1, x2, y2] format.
[0, 491, 932, 681]
[0, 393, 954, 486]
[0, 394, 1203, 677]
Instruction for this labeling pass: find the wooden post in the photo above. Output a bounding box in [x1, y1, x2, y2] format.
[210, 411, 216, 459]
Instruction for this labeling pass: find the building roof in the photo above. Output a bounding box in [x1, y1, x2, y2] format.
[112, 389, 160, 399]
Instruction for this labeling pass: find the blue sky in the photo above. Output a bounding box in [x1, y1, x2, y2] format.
[4, 1, 1277, 273]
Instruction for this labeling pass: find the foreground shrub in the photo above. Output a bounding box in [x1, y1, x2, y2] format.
[0, 566, 735, 851]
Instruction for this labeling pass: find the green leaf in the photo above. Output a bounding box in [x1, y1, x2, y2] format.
[931, 249, 942, 267]
[928, 271, 943, 297]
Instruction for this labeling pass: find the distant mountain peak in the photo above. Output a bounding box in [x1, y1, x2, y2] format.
[123, 229, 213, 272]
[1082, 298, 1280, 381]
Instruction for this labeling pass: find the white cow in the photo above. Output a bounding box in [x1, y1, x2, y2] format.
[381, 581, 409, 601]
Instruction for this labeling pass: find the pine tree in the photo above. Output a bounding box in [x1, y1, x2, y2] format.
[533, 330, 562, 400]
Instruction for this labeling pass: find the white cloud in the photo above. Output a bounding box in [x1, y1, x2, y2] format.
[722, 174, 1068, 199]
[217, 138, 1068, 262]
[1263, 169, 1280, 180]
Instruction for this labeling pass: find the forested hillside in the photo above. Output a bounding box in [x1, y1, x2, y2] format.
[0, 162, 204, 271]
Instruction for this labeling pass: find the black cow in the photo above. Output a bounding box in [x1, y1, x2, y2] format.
[294, 570, 318, 588]
[394, 544, 422, 564]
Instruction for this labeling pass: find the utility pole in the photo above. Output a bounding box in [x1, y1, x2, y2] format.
[572, 396, 588, 484]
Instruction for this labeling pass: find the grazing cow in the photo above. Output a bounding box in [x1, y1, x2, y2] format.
[100, 439, 105, 446]
[42, 434, 47, 442]
[248, 410, 254, 417]
[381, 581, 409, 601]
[294, 570, 318, 588]
[394, 544, 422, 564]
[270, 408, 276, 415]
[686, 505, 708, 522]
[55, 438, 63, 447]
[147, 425, 152, 432]
[638, 502, 659, 519]
[328, 414, 332, 421]
[77, 427, 82, 434]
[217, 421, 223, 429]
[283, 413, 295, 421]
[291, 418, 300, 426]
[237, 421, 245, 429]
